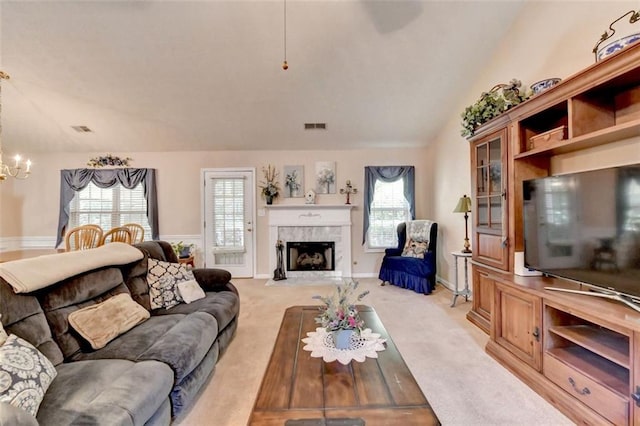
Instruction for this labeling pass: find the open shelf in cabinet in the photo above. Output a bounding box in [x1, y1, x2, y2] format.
[514, 62, 640, 160]
[513, 118, 640, 159]
[544, 303, 631, 398]
[546, 346, 629, 397]
[548, 324, 629, 368]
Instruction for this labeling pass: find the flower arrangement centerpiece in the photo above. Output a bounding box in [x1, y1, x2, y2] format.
[87, 154, 132, 168]
[285, 170, 300, 197]
[312, 281, 369, 349]
[460, 79, 531, 138]
[259, 165, 280, 204]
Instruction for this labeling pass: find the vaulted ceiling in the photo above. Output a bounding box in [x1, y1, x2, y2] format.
[1, 1, 526, 153]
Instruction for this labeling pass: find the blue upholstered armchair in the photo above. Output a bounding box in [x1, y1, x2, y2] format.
[378, 220, 438, 294]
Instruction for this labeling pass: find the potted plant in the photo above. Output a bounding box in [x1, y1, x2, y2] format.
[312, 281, 370, 349]
[460, 79, 531, 138]
[171, 241, 194, 258]
[259, 165, 281, 205]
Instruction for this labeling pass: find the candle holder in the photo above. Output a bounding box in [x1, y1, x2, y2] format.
[339, 180, 358, 205]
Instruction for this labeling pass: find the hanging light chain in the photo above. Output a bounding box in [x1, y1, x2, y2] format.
[282, 0, 288, 70]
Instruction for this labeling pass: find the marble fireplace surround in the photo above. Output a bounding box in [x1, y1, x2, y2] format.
[267, 205, 354, 279]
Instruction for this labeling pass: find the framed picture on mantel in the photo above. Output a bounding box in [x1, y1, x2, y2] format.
[283, 165, 303, 198]
[315, 161, 336, 194]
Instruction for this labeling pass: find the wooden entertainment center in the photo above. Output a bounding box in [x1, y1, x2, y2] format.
[465, 41, 640, 424]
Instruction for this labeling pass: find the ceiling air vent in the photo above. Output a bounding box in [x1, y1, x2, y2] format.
[304, 123, 327, 130]
[71, 125, 92, 133]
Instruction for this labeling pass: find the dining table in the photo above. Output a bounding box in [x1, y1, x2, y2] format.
[0, 248, 65, 263]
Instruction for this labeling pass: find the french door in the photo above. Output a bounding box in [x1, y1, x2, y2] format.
[201, 168, 255, 277]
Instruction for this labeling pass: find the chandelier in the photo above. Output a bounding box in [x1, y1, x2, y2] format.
[0, 71, 31, 181]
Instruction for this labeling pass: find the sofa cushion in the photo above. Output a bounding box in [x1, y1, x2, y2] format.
[0, 334, 57, 418]
[0, 280, 64, 366]
[153, 290, 239, 332]
[68, 293, 150, 350]
[38, 267, 131, 360]
[73, 312, 218, 384]
[37, 359, 173, 426]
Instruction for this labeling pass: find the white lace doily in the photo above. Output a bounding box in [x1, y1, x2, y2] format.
[301, 328, 387, 365]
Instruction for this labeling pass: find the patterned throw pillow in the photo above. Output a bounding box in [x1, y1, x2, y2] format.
[401, 239, 428, 259]
[147, 258, 194, 309]
[0, 334, 57, 417]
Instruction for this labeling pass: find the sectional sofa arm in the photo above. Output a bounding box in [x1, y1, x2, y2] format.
[192, 268, 233, 292]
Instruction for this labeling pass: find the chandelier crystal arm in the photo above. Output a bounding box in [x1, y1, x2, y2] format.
[0, 70, 31, 181]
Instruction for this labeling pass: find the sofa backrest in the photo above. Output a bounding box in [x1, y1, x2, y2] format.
[122, 241, 177, 311]
[38, 267, 130, 360]
[0, 278, 65, 366]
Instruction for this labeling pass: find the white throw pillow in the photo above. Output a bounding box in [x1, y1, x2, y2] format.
[177, 280, 206, 304]
[0, 334, 57, 418]
[147, 258, 194, 309]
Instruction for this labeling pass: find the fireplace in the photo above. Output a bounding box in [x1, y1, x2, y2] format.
[287, 242, 335, 271]
[267, 205, 354, 279]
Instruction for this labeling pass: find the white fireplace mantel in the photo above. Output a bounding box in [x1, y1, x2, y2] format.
[267, 204, 354, 278]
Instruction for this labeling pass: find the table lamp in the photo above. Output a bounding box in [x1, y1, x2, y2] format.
[453, 195, 472, 253]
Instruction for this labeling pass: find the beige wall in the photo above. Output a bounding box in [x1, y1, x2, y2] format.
[431, 1, 640, 288]
[0, 147, 434, 276]
[2, 1, 640, 283]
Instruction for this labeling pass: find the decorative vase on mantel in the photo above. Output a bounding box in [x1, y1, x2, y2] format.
[333, 328, 354, 350]
[265, 195, 273, 205]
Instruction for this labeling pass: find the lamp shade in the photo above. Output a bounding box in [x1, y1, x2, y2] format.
[453, 195, 472, 213]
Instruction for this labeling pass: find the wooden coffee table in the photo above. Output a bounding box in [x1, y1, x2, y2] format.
[248, 306, 440, 426]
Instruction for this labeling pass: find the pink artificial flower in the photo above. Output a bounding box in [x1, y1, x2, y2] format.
[348, 316, 357, 327]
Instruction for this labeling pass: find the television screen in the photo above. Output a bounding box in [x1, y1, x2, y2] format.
[523, 164, 640, 299]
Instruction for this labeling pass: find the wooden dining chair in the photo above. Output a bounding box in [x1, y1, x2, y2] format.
[65, 225, 104, 251]
[122, 223, 145, 244]
[101, 227, 132, 245]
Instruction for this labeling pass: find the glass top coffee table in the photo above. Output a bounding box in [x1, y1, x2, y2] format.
[248, 305, 440, 426]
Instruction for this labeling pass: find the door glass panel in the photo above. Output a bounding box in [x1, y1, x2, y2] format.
[477, 166, 488, 194]
[489, 138, 501, 162]
[489, 196, 502, 229]
[477, 197, 489, 227]
[477, 144, 487, 167]
[489, 163, 501, 194]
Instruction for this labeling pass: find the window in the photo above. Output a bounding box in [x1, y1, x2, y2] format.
[69, 182, 152, 237]
[366, 179, 410, 249]
[363, 166, 415, 250]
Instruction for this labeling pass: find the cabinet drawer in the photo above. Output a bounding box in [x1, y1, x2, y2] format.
[544, 353, 628, 425]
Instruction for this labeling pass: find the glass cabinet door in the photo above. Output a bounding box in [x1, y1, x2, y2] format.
[471, 128, 509, 271]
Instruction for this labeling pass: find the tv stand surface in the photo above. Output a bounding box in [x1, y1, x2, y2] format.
[544, 285, 640, 314]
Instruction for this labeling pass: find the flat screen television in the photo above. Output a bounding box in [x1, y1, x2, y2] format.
[523, 164, 640, 310]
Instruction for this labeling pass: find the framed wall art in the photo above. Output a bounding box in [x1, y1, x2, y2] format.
[283, 165, 304, 198]
[315, 161, 336, 194]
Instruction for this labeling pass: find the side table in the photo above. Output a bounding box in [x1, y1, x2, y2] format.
[451, 251, 472, 307]
[178, 255, 195, 268]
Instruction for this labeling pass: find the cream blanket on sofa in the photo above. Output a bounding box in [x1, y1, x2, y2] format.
[0, 243, 144, 293]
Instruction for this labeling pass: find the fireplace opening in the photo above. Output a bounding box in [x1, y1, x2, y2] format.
[287, 241, 335, 271]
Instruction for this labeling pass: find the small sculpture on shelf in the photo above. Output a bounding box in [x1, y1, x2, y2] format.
[339, 180, 358, 205]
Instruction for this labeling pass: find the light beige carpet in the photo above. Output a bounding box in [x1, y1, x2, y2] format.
[174, 279, 573, 425]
